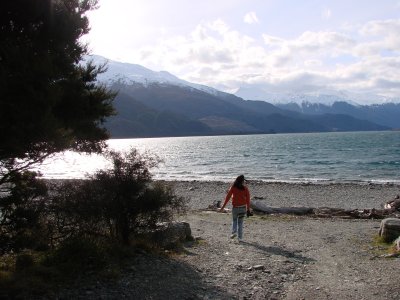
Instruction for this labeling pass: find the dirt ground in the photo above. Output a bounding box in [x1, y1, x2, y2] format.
[55, 211, 400, 300]
[50, 181, 400, 299]
[175, 211, 400, 300]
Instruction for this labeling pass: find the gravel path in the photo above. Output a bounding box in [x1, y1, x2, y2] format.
[53, 181, 400, 299]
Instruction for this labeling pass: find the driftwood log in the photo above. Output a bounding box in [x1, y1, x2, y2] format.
[251, 200, 314, 215]
[251, 200, 400, 219]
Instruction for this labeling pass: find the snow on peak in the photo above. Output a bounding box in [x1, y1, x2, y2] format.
[85, 55, 224, 97]
[234, 87, 351, 106]
[86, 55, 180, 86]
[234, 86, 381, 106]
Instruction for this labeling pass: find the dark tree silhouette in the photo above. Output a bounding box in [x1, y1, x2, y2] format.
[0, 0, 115, 251]
[0, 0, 115, 184]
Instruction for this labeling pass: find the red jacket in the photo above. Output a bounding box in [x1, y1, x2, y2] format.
[222, 185, 250, 210]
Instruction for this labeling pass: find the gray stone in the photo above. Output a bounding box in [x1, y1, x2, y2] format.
[378, 218, 400, 242]
[394, 236, 400, 251]
[142, 221, 193, 249]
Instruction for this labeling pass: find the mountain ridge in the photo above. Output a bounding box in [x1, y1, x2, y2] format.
[276, 101, 400, 129]
[86, 55, 393, 137]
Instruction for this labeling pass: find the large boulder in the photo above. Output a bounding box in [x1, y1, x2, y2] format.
[141, 221, 193, 249]
[378, 218, 400, 242]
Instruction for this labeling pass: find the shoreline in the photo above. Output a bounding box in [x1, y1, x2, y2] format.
[162, 180, 400, 211]
[132, 175, 400, 186]
[42, 178, 400, 210]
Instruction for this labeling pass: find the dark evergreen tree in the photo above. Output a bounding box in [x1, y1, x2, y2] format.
[0, 0, 115, 183]
[0, 0, 115, 251]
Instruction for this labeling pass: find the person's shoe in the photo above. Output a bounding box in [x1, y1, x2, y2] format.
[230, 233, 237, 239]
[238, 238, 243, 243]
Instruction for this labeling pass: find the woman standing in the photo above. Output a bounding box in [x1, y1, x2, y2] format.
[219, 175, 251, 242]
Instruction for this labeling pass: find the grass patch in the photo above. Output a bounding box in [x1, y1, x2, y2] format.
[370, 235, 398, 256]
[0, 251, 58, 299]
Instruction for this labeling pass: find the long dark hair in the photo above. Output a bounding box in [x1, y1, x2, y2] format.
[233, 175, 245, 190]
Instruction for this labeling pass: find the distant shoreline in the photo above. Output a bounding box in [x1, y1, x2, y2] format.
[107, 129, 397, 140]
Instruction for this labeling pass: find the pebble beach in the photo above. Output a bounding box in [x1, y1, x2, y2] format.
[165, 180, 400, 211]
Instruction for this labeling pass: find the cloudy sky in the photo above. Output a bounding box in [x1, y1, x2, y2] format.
[84, 0, 400, 102]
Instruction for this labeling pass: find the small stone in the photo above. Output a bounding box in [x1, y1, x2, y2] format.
[283, 259, 293, 263]
[253, 265, 264, 270]
[235, 264, 243, 270]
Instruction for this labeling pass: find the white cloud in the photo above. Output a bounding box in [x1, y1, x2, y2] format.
[358, 19, 400, 55]
[291, 31, 355, 55]
[209, 19, 230, 34]
[262, 34, 285, 46]
[361, 19, 400, 36]
[125, 17, 400, 99]
[243, 12, 259, 24]
[304, 60, 323, 67]
[322, 8, 332, 20]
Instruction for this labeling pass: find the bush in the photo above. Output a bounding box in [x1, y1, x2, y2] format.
[45, 179, 111, 246]
[47, 149, 187, 245]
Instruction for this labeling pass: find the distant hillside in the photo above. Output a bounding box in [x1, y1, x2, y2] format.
[104, 82, 389, 138]
[107, 90, 213, 138]
[276, 101, 400, 129]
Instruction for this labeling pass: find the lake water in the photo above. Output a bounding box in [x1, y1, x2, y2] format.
[36, 131, 400, 184]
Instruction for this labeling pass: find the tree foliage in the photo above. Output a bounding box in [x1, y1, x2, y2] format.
[0, 0, 115, 252]
[0, 0, 115, 184]
[0, 171, 49, 253]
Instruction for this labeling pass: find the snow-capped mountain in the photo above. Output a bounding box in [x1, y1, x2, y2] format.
[88, 55, 399, 107]
[234, 86, 400, 106]
[88, 55, 225, 97]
